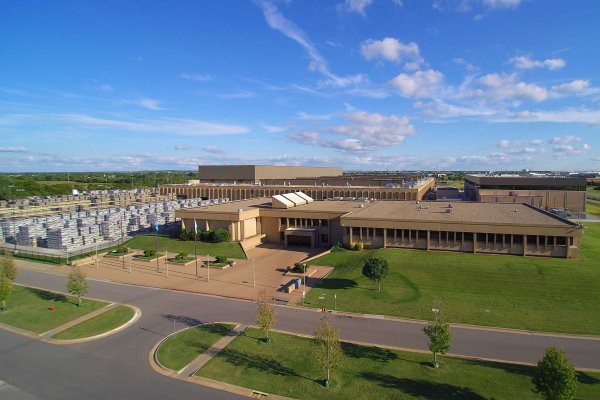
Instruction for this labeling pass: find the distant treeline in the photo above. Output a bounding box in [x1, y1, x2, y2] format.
[0, 171, 195, 200]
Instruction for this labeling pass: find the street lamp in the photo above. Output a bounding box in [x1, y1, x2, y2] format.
[432, 308, 440, 323]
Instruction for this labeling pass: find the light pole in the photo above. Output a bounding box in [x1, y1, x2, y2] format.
[252, 258, 256, 288]
[432, 308, 440, 323]
[95, 242, 98, 269]
[194, 219, 198, 278]
[207, 254, 210, 282]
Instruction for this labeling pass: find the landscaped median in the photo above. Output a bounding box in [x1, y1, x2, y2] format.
[52, 305, 138, 341]
[0, 284, 138, 342]
[193, 328, 600, 400]
[302, 223, 600, 335]
[156, 323, 235, 371]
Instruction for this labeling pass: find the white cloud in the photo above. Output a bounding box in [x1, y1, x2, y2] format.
[507, 109, 600, 125]
[482, 0, 522, 8]
[180, 73, 214, 82]
[529, 139, 544, 146]
[497, 139, 510, 148]
[296, 112, 335, 121]
[551, 80, 590, 95]
[261, 124, 286, 133]
[477, 73, 548, 102]
[389, 69, 444, 98]
[289, 131, 320, 145]
[255, 0, 362, 88]
[340, 0, 373, 15]
[552, 144, 590, 156]
[174, 144, 191, 151]
[549, 135, 578, 145]
[0, 146, 27, 153]
[508, 55, 566, 70]
[137, 98, 163, 110]
[203, 146, 225, 154]
[361, 38, 423, 66]
[217, 90, 255, 99]
[453, 57, 478, 72]
[433, 0, 522, 12]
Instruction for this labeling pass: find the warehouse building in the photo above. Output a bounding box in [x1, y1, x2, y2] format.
[176, 192, 582, 259]
[464, 174, 587, 213]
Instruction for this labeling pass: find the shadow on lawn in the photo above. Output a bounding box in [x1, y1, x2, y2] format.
[360, 373, 486, 400]
[26, 287, 68, 303]
[342, 342, 398, 362]
[218, 347, 310, 380]
[577, 371, 600, 385]
[314, 278, 358, 290]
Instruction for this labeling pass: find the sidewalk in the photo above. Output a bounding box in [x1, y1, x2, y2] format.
[39, 302, 117, 339]
[15, 245, 332, 303]
[178, 324, 247, 377]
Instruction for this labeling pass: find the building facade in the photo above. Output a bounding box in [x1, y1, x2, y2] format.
[176, 193, 582, 259]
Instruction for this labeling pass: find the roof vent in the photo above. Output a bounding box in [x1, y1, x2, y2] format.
[445, 208, 451, 213]
[359, 203, 364, 208]
[514, 209, 518, 212]
[238, 208, 243, 213]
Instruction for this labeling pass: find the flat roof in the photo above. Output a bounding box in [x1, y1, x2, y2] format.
[465, 174, 586, 187]
[343, 201, 575, 227]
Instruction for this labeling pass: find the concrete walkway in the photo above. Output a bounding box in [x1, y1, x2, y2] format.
[39, 302, 118, 339]
[178, 324, 247, 377]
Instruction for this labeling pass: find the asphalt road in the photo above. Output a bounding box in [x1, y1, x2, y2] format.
[1, 268, 599, 399]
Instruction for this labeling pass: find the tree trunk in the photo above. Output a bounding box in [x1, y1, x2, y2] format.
[433, 351, 438, 368]
[378, 281, 381, 291]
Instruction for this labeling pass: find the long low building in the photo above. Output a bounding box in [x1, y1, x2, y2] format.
[176, 192, 582, 259]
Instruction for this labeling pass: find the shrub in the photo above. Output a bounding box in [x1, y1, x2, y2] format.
[293, 262, 308, 273]
[331, 243, 345, 252]
[215, 255, 227, 264]
[114, 246, 128, 254]
[352, 242, 364, 251]
[175, 252, 188, 260]
[213, 228, 230, 243]
[179, 228, 194, 241]
[143, 248, 156, 257]
[205, 230, 216, 242]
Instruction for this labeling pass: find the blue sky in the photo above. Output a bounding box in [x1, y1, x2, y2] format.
[1, 0, 599, 172]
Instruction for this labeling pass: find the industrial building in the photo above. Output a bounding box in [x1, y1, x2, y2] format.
[198, 165, 343, 184]
[464, 174, 587, 213]
[176, 192, 582, 259]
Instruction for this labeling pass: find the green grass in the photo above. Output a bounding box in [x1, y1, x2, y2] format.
[126, 235, 246, 260]
[197, 328, 600, 400]
[303, 223, 600, 335]
[52, 305, 134, 340]
[156, 323, 234, 371]
[0, 285, 107, 334]
[586, 201, 600, 217]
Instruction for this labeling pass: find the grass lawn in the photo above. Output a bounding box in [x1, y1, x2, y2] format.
[126, 235, 246, 260]
[52, 305, 135, 340]
[133, 252, 164, 261]
[156, 323, 234, 371]
[303, 223, 600, 335]
[0, 285, 107, 334]
[197, 328, 600, 400]
[586, 201, 600, 217]
[167, 256, 195, 263]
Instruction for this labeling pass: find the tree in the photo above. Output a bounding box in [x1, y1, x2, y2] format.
[0, 276, 12, 311]
[66, 266, 89, 307]
[314, 316, 342, 387]
[0, 251, 17, 281]
[423, 318, 452, 368]
[256, 289, 276, 342]
[179, 228, 193, 241]
[534, 347, 577, 400]
[361, 257, 389, 291]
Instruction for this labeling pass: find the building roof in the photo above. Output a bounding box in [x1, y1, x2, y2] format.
[465, 174, 586, 187]
[343, 201, 575, 227]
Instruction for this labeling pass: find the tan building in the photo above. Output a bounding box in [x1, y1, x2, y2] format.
[176, 193, 582, 259]
[464, 174, 587, 213]
[198, 165, 343, 184]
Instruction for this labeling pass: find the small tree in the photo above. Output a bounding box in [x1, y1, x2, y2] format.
[314, 316, 342, 387]
[144, 248, 157, 257]
[66, 266, 89, 307]
[423, 318, 452, 368]
[534, 347, 577, 400]
[0, 276, 12, 311]
[256, 288, 276, 342]
[362, 257, 389, 291]
[179, 228, 193, 241]
[0, 251, 17, 281]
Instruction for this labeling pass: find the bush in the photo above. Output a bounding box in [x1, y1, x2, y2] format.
[215, 255, 227, 264]
[143, 248, 156, 257]
[205, 230, 216, 242]
[331, 243, 345, 252]
[292, 262, 308, 273]
[175, 252, 188, 260]
[213, 228, 230, 243]
[352, 242, 364, 251]
[114, 246, 128, 254]
[179, 228, 194, 241]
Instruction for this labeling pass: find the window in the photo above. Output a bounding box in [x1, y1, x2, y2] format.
[513, 235, 523, 244]
[280, 232, 284, 241]
[386, 229, 395, 238]
[280, 217, 286, 226]
[321, 219, 328, 227]
[430, 231, 439, 240]
[418, 230, 427, 239]
[352, 227, 360, 236]
[527, 235, 537, 245]
[464, 232, 473, 241]
[321, 234, 328, 243]
[375, 228, 383, 237]
[556, 236, 566, 246]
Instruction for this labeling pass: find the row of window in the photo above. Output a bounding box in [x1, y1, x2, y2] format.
[280, 218, 328, 228]
[348, 227, 571, 246]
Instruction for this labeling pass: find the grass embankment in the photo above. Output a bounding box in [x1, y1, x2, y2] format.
[303, 223, 600, 335]
[126, 235, 246, 260]
[197, 328, 600, 400]
[52, 305, 135, 340]
[156, 323, 234, 371]
[586, 201, 600, 217]
[0, 285, 106, 333]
